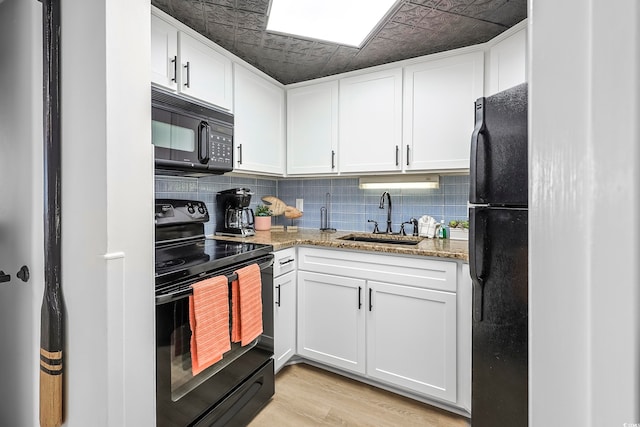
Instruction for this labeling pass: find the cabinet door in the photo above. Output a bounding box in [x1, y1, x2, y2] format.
[274, 270, 297, 373]
[151, 14, 178, 90]
[297, 271, 365, 374]
[367, 281, 457, 403]
[286, 81, 339, 175]
[488, 29, 527, 95]
[178, 32, 233, 110]
[403, 51, 484, 171]
[234, 65, 285, 175]
[339, 68, 403, 173]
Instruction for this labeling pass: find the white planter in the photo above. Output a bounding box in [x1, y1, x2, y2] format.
[449, 228, 469, 240]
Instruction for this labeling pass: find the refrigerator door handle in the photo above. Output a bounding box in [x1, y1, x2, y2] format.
[470, 98, 487, 203]
[469, 209, 487, 321]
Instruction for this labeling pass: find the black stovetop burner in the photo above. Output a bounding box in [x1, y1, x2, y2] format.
[154, 199, 272, 295]
[155, 238, 271, 276]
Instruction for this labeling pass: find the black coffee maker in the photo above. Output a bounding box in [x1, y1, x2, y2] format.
[215, 188, 255, 236]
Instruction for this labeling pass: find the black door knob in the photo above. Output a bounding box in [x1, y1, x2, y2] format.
[16, 265, 29, 283]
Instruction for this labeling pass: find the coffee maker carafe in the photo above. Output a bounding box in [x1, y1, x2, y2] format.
[215, 188, 255, 237]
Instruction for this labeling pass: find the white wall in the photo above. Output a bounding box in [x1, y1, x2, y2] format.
[0, 0, 155, 423]
[0, 0, 43, 425]
[530, 0, 640, 425]
[61, 0, 155, 425]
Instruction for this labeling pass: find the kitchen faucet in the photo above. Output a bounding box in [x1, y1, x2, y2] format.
[378, 191, 393, 234]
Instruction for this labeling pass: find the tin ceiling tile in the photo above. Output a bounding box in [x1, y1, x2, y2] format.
[202, 3, 236, 26]
[202, 0, 236, 8]
[235, 0, 270, 14]
[152, 0, 526, 84]
[235, 9, 268, 30]
[391, 3, 435, 28]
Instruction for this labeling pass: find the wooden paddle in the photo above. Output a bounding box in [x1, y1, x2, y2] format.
[40, 0, 64, 426]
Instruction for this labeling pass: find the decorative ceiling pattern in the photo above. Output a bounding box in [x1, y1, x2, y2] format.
[151, 0, 527, 85]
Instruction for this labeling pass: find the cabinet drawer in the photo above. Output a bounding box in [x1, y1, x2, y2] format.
[298, 247, 457, 292]
[273, 247, 296, 277]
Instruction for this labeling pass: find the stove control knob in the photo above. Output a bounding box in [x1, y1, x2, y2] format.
[187, 205, 195, 214]
[197, 205, 205, 214]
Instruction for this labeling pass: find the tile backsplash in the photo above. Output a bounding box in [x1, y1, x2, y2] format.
[155, 174, 469, 236]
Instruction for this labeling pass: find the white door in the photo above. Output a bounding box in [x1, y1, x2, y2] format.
[0, 1, 42, 425]
[367, 281, 457, 403]
[297, 271, 365, 374]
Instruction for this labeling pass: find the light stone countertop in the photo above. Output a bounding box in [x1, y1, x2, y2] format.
[208, 229, 469, 261]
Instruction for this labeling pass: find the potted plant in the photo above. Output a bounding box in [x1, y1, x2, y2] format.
[254, 204, 272, 231]
[448, 219, 469, 240]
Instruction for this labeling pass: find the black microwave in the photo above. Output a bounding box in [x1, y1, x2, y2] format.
[152, 87, 234, 175]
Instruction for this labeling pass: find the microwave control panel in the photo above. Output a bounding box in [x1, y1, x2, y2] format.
[208, 128, 233, 169]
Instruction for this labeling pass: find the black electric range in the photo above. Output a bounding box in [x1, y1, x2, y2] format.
[154, 198, 275, 427]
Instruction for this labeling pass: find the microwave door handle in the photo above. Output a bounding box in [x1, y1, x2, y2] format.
[198, 122, 210, 164]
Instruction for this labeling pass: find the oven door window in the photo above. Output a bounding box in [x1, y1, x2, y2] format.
[162, 293, 259, 402]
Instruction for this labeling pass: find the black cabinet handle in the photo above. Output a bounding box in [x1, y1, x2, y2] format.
[171, 55, 177, 83]
[368, 288, 373, 311]
[275, 285, 281, 307]
[0, 270, 10, 283]
[331, 150, 335, 169]
[395, 145, 399, 166]
[279, 258, 295, 266]
[358, 286, 362, 309]
[184, 61, 191, 88]
[237, 144, 243, 165]
[406, 144, 410, 166]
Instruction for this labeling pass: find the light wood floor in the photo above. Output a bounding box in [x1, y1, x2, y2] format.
[249, 363, 470, 427]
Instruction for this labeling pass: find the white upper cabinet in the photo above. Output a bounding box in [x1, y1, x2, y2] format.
[403, 51, 484, 171]
[150, 13, 233, 111]
[487, 28, 527, 95]
[178, 32, 233, 110]
[339, 68, 403, 173]
[233, 64, 285, 175]
[286, 81, 339, 175]
[150, 14, 178, 90]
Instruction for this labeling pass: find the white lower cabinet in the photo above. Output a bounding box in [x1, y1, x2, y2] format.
[296, 247, 460, 405]
[367, 281, 457, 403]
[297, 271, 366, 374]
[274, 270, 296, 372]
[273, 248, 297, 373]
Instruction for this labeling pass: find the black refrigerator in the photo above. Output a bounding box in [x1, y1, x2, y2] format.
[468, 83, 528, 427]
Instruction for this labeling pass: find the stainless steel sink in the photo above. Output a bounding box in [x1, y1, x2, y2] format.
[338, 234, 422, 246]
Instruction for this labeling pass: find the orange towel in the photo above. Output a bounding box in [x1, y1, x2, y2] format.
[231, 263, 263, 346]
[189, 276, 231, 376]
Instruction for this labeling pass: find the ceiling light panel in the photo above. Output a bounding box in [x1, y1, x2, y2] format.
[267, 0, 397, 47]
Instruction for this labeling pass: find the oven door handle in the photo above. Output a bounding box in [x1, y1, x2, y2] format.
[155, 257, 274, 304]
